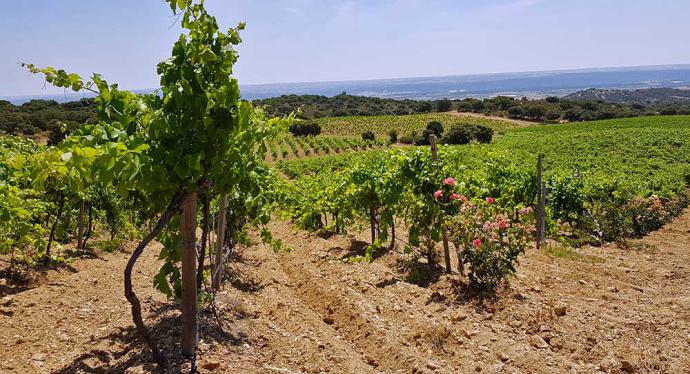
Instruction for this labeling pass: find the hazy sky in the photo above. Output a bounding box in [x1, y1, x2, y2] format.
[2, 0, 690, 97]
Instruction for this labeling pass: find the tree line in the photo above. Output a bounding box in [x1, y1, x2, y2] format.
[256, 93, 690, 122]
[4, 90, 690, 140]
[0, 98, 97, 142]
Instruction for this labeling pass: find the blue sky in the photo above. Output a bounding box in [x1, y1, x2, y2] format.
[2, 0, 689, 97]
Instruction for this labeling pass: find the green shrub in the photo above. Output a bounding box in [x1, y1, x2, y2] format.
[443, 124, 493, 144]
[361, 130, 375, 141]
[289, 121, 321, 137]
[442, 125, 472, 145]
[473, 125, 494, 143]
[414, 129, 435, 145]
[399, 133, 415, 144]
[545, 111, 561, 121]
[388, 129, 398, 144]
[426, 121, 444, 136]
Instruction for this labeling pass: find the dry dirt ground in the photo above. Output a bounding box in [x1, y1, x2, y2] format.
[1, 208, 689, 374]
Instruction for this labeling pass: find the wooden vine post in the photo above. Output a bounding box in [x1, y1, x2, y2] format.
[540, 181, 547, 245]
[430, 135, 452, 273]
[370, 206, 377, 244]
[180, 192, 197, 356]
[213, 194, 228, 290]
[536, 154, 545, 249]
[77, 199, 85, 250]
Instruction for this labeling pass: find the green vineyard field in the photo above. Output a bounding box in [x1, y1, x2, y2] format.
[314, 112, 522, 137]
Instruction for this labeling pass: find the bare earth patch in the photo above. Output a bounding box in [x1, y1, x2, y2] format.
[1, 209, 689, 373]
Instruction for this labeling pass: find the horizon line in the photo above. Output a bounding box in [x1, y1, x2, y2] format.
[3, 62, 690, 100]
[239, 62, 690, 88]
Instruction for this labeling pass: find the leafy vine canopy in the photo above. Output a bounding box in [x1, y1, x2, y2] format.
[23, 0, 292, 212]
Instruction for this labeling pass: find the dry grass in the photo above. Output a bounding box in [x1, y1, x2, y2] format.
[424, 325, 451, 349]
[542, 243, 586, 261]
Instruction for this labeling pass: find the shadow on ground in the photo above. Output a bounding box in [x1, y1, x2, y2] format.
[51, 301, 245, 374]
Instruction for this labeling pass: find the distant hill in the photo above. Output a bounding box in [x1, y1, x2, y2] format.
[565, 88, 690, 104]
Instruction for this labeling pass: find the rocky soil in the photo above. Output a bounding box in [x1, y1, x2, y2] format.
[1, 208, 689, 373]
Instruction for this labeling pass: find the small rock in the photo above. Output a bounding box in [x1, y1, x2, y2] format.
[578, 279, 587, 285]
[323, 317, 335, 325]
[31, 353, 46, 361]
[365, 355, 378, 367]
[462, 329, 479, 339]
[497, 352, 509, 362]
[620, 360, 635, 373]
[530, 335, 549, 349]
[608, 287, 620, 293]
[426, 360, 439, 370]
[554, 305, 567, 317]
[202, 361, 221, 370]
[599, 355, 617, 372]
[450, 313, 468, 322]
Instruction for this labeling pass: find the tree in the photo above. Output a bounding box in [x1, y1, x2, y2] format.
[492, 96, 515, 110]
[508, 107, 525, 118]
[524, 105, 545, 120]
[545, 111, 561, 122]
[436, 99, 452, 112]
[417, 101, 433, 113]
[456, 100, 472, 112]
[470, 99, 485, 112]
[426, 121, 444, 136]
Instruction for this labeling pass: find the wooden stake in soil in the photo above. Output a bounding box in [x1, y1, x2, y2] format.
[430, 135, 452, 273]
[540, 181, 547, 246]
[180, 192, 197, 357]
[213, 194, 228, 290]
[536, 154, 544, 249]
[77, 199, 85, 250]
[370, 206, 377, 244]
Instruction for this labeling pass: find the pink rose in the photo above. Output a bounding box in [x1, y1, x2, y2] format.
[472, 238, 482, 248]
[449, 193, 460, 200]
[434, 190, 443, 199]
[459, 195, 467, 203]
[497, 220, 507, 229]
[518, 206, 533, 215]
[486, 197, 494, 204]
[442, 177, 456, 187]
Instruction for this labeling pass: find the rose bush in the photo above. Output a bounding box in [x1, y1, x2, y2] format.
[445, 195, 534, 291]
